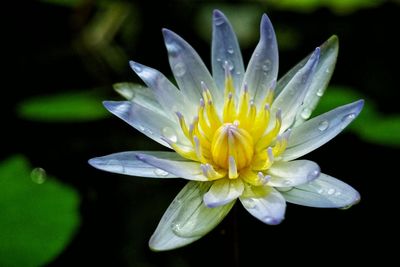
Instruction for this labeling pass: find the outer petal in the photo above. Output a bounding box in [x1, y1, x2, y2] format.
[135, 152, 208, 181]
[103, 101, 183, 148]
[268, 160, 320, 187]
[162, 29, 223, 110]
[282, 100, 364, 161]
[276, 36, 339, 125]
[271, 48, 320, 133]
[89, 151, 183, 178]
[203, 178, 244, 208]
[149, 181, 234, 251]
[281, 173, 360, 208]
[212, 10, 245, 92]
[240, 187, 286, 225]
[242, 14, 278, 106]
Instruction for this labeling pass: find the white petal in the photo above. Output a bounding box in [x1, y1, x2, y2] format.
[149, 181, 234, 251]
[135, 152, 208, 181]
[295, 36, 339, 125]
[240, 187, 286, 225]
[129, 61, 195, 120]
[212, 10, 245, 92]
[88, 151, 180, 178]
[271, 48, 320, 133]
[113, 83, 163, 114]
[282, 100, 364, 161]
[162, 29, 223, 110]
[103, 101, 183, 148]
[203, 178, 244, 208]
[281, 173, 360, 208]
[242, 14, 278, 106]
[268, 160, 320, 187]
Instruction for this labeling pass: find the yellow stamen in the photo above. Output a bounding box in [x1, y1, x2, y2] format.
[256, 109, 282, 152]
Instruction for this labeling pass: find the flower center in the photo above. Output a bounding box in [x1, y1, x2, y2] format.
[211, 121, 254, 171]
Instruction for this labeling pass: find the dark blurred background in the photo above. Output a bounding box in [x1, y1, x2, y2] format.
[2, 0, 399, 266]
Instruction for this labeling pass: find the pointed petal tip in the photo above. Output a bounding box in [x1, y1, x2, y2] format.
[87, 158, 97, 168]
[213, 9, 224, 19]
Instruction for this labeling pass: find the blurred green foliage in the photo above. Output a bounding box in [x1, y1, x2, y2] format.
[315, 86, 400, 146]
[0, 155, 80, 267]
[17, 90, 109, 122]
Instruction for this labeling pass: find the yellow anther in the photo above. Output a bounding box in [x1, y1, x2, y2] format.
[256, 109, 282, 152]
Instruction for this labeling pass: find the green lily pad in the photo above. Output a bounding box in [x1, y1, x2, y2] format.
[0, 155, 80, 267]
[17, 90, 109, 122]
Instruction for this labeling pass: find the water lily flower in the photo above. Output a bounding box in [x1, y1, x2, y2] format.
[89, 10, 363, 251]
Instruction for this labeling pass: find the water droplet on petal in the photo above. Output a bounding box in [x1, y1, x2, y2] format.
[327, 188, 335, 195]
[236, 71, 241, 76]
[262, 59, 272, 72]
[341, 113, 356, 129]
[263, 216, 275, 224]
[172, 223, 182, 233]
[223, 60, 234, 71]
[31, 167, 47, 184]
[317, 188, 324, 194]
[283, 179, 292, 186]
[216, 57, 222, 62]
[242, 198, 256, 209]
[300, 107, 312, 120]
[138, 125, 145, 131]
[325, 68, 330, 73]
[316, 88, 324, 97]
[307, 169, 320, 181]
[154, 168, 169, 177]
[334, 191, 342, 196]
[162, 127, 178, 143]
[227, 47, 234, 54]
[318, 120, 329, 131]
[173, 62, 186, 77]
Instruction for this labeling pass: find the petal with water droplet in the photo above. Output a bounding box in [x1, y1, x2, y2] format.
[281, 173, 360, 208]
[162, 29, 223, 110]
[203, 178, 244, 207]
[149, 181, 234, 251]
[282, 100, 364, 161]
[240, 187, 286, 225]
[271, 48, 320, 133]
[212, 10, 245, 92]
[88, 151, 181, 178]
[268, 160, 320, 187]
[133, 152, 209, 181]
[129, 61, 195, 119]
[103, 101, 185, 148]
[242, 14, 278, 106]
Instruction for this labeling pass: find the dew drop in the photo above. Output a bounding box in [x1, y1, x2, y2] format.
[283, 180, 292, 186]
[327, 188, 336, 195]
[317, 188, 324, 194]
[300, 107, 312, 120]
[318, 120, 329, 131]
[243, 198, 256, 209]
[172, 223, 182, 233]
[173, 62, 186, 77]
[31, 167, 47, 184]
[325, 68, 330, 73]
[154, 168, 169, 177]
[334, 191, 342, 196]
[216, 57, 222, 62]
[223, 60, 234, 71]
[162, 127, 178, 143]
[340, 113, 356, 129]
[316, 88, 324, 97]
[227, 47, 234, 54]
[263, 216, 275, 224]
[307, 169, 320, 181]
[236, 71, 241, 76]
[262, 59, 272, 72]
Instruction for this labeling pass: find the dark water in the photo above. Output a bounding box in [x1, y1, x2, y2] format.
[3, 0, 398, 266]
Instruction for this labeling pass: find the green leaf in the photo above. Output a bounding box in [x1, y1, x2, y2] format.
[17, 90, 109, 122]
[0, 155, 80, 267]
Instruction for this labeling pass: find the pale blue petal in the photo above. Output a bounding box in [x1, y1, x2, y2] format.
[135, 152, 208, 181]
[103, 101, 183, 148]
[203, 178, 244, 208]
[129, 61, 196, 120]
[281, 173, 360, 208]
[162, 29, 223, 110]
[212, 10, 245, 92]
[240, 187, 286, 225]
[149, 181, 234, 251]
[242, 14, 278, 106]
[88, 151, 180, 178]
[275, 36, 338, 125]
[268, 160, 320, 187]
[282, 100, 364, 161]
[295, 36, 339, 125]
[271, 48, 320, 133]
